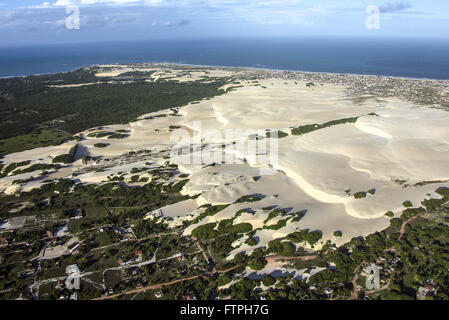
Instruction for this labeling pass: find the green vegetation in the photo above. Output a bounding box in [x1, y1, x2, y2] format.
[0, 128, 73, 157]
[108, 133, 128, 140]
[217, 274, 233, 287]
[291, 211, 306, 223]
[268, 239, 296, 256]
[10, 163, 58, 176]
[436, 187, 449, 198]
[191, 223, 218, 240]
[261, 275, 277, 287]
[0, 160, 31, 177]
[93, 143, 109, 148]
[0, 68, 227, 156]
[354, 191, 367, 199]
[264, 218, 290, 231]
[287, 230, 323, 246]
[52, 144, 78, 164]
[52, 154, 73, 164]
[414, 180, 449, 187]
[235, 194, 264, 203]
[87, 131, 115, 138]
[333, 231, 343, 237]
[118, 71, 155, 78]
[2, 67, 449, 301]
[266, 130, 289, 139]
[385, 211, 395, 218]
[248, 258, 267, 271]
[1, 179, 449, 300]
[245, 237, 258, 246]
[291, 117, 359, 136]
[185, 204, 230, 227]
[217, 219, 252, 235]
[264, 209, 284, 224]
[403, 200, 414, 208]
[205, 204, 230, 216]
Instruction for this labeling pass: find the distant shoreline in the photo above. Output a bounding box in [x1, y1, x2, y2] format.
[1, 61, 448, 83]
[163, 62, 449, 83]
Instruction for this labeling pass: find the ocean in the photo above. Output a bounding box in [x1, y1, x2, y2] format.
[0, 37, 448, 80]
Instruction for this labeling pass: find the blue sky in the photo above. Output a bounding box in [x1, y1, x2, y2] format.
[0, 0, 448, 46]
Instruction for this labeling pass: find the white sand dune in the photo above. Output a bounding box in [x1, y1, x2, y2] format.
[1, 68, 448, 255]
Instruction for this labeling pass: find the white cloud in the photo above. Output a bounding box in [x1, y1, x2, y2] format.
[50, 0, 163, 6]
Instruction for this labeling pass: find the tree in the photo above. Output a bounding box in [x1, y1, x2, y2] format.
[248, 258, 267, 271]
[261, 275, 276, 287]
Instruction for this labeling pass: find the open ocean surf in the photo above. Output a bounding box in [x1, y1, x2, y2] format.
[0, 37, 448, 79]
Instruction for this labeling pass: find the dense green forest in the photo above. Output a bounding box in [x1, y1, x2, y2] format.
[0, 68, 227, 156]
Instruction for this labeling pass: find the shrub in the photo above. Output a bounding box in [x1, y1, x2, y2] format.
[385, 211, 395, 218]
[88, 131, 114, 138]
[305, 231, 322, 246]
[286, 230, 322, 246]
[191, 223, 218, 240]
[217, 274, 233, 287]
[108, 133, 128, 139]
[354, 192, 367, 199]
[205, 204, 229, 216]
[52, 144, 78, 164]
[261, 276, 276, 287]
[248, 258, 267, 271]
[218, 220, 252, 234]
[53, 154, 73, 164]
[245, 237, 258, 246]
[12, 163, 57, 175]
[266, 130, 288, 139]
[291, 117, 358, 136]
[403, 201, 413, 208]
[264, 209, 284, 223]
[390, 218, 403, 229]
[1, 160, 31, 176]
[235, 194, 264, 203]
[264, 218, 289, 230]
[231, 223, 253, 234]
[94, 143, 109, 148]
[268, 240, 296, 256]
[333, 231, 343, 237]
[436, 187, 449, 198]
[291, 211, 306, 222]
[422, 198, 445, 211]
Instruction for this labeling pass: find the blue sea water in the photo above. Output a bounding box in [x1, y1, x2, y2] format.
[0, 37, 448, 80]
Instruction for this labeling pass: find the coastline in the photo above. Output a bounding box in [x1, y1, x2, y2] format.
[1, 61, 449, 83]
[164, 62, 449, 83]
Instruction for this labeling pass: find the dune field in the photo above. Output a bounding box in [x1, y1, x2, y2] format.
[1, 64, 448, 258]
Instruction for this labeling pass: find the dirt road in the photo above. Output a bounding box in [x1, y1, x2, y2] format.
[93, 275, 202, 300]
[348, 261, 365, 300]
[398, 213, 423, 241]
